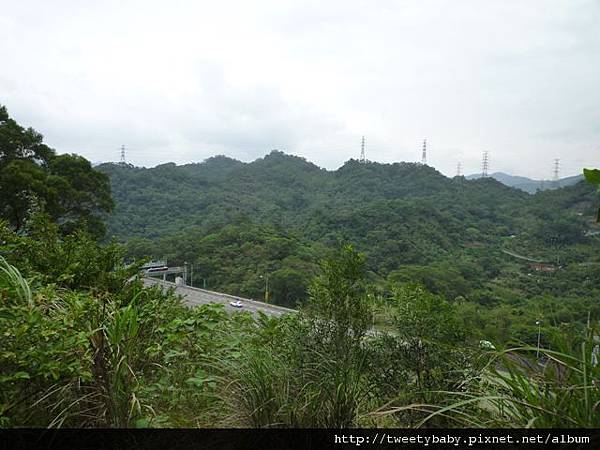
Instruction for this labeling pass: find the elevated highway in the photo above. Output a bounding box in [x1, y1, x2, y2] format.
[501, 249, 545, 263]
[143, 278, 389, 337]
[143, 277, 296, 317]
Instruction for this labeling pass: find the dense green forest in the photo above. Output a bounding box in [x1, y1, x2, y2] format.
[97, 151, 600, 341]
[0, 106, 113, 238]
[1, 104, 600, 428]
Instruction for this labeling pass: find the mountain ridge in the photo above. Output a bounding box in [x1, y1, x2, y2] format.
[466, 171, 584, 193]
[97, 151, 596, 253]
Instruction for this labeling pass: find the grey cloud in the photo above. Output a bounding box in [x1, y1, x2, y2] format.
[0, 0, 598, 177]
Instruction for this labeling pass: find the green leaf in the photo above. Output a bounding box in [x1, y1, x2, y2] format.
[185, 375, 216, 388]
[584, 169, 600, 222]
[134, 418, 151, 428]
[185, 369, 216, 389]
[163, 349, 187, 362]
[583, 168, 600, 185]
[0, 371, 30, 383]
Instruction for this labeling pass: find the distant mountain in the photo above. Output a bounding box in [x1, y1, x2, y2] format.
[96, 151, 599, 307]
[465, 172, 583, 194]
[96, 151, 597, 263]
[97, 151, 529, 245]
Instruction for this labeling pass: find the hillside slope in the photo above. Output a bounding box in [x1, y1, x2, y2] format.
[97, 150, 598, 271]
[466, 172, 584, 193]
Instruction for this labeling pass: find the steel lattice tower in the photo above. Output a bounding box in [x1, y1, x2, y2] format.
[421, 139, 427, 165]
[456, 162, 462, 177]
[360, 136, 366, 163]
[119, 145, 126, 165]
[482, 151, 489, 177]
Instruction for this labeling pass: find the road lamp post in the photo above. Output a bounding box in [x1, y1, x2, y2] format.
[536, 320, 542, 359]
[266, 274, 269, 303]
[260, 274, 269, 303]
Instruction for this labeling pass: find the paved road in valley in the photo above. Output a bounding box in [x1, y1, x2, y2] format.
[143, 278, 391, 338]
[143, 277, 296, 317]
[501, 249, 545, 263]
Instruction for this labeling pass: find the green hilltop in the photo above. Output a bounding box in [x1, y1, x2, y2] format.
[97, 150, 600, 341]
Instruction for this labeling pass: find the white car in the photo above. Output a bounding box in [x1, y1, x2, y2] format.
[229, 300, 243, 308]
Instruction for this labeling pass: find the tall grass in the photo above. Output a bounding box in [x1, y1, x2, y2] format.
[224, 349, 292, 427]
[374, 326, 600, 428]
[107, 305, 143, 426]
[222, 345, 370, 428]
[0, 255, 32, 307]
[88, 303, 146, 427]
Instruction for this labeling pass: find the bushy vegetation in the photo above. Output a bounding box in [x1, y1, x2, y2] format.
[97, 150, 600, 339]
[0, 216, 256, 427]
[3, 219, 597, 428]
[375, 330, 600, 428]
[0, 219, 477, 428]
[0, 105, 113, 238]
[1, 104, 599, 429]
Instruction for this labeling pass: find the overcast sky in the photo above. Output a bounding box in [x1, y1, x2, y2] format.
[1, 0, 599, 178]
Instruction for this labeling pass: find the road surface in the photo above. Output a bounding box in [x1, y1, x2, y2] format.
[143, 278, 393, 338]
[501, 249, 545, 263]
[143, 277, 296, 317]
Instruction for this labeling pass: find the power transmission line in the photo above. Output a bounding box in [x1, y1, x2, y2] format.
[481, 151, 489, 177]
[119, 145, 126, 165]
[553, 158, 560, 187]
[360, 136, 366, 163]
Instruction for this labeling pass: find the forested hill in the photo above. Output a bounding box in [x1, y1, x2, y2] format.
[466, 171, 584, 193]
[98, 150, 597, 288]
[99, 151, 533, 239]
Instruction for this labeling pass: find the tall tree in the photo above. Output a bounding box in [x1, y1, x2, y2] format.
[584, 168, 600, 222]
[0, 105, 113, 237]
